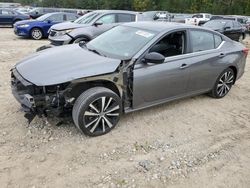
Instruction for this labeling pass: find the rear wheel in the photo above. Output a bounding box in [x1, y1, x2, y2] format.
[72, 87, 122, 136]
[209, 68, 235, 98]
[31, 28, 43, 40]
[239, 34, 245, 42]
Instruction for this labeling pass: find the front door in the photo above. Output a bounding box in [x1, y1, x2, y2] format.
[133, 30, 190, 109]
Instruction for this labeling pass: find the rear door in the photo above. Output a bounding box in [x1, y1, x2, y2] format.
[233, 21, 243, 40]
[0, 9, 14, 25]
[224, 21, 237, 40]
[186, 29, 225, 93]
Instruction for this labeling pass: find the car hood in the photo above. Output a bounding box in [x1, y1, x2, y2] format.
[50, 22, 89, 31]
[15, 19, 41, 25]
[15, 44, 121, 86]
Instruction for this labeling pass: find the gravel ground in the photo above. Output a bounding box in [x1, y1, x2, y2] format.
[0, 28, 250, 188]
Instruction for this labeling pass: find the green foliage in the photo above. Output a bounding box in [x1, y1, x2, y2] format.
[8, 0, 250, 15]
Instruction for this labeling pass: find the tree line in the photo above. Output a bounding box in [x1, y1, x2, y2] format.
[3, 0, 250, 15]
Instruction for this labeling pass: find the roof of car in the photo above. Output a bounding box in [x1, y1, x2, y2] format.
[45, 12, 77, 16]
[123, 21, 200, 32]
[93, 9, 138, 14]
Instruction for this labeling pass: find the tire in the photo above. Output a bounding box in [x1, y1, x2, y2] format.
[72, 87, 122, 137]
[31, 28, 43, 40]
[239, 34, 244, 42]
[73, 37, 89, 44]
[209, 68, 235, 98]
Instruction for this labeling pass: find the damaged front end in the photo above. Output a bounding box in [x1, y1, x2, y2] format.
[11, 59, 133, 123]
[11, 69, 74, 123]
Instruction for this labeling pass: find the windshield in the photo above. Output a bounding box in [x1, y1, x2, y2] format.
[74, 12, 100, 24]
[36, 14, 51, 21]
[204, 20, 226, 29]
[86, 25, 157, 60]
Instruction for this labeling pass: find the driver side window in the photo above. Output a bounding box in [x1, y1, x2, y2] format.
[149, 31, 186, 57]
[97, 14, 115, 24]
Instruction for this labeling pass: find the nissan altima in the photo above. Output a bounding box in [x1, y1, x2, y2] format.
[11, 22, 248, 136]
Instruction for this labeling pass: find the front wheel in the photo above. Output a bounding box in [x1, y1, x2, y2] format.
[72, 87, 122, 136]
[73, 37, 89, 44]
[209, 68, 235, 98]
[31, 28, 43, 40]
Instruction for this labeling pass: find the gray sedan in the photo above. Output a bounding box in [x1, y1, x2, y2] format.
[11, 22, 248, 136]
[48, 10, 143, 46]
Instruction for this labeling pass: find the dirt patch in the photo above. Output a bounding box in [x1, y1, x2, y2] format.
[0, 28, 250, 188]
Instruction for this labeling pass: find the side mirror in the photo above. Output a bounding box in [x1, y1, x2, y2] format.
[144, 52, 165, 64]
[224, 26, 231, 30]
[94, 21, 103, 26]
[46, 20, 52, 24]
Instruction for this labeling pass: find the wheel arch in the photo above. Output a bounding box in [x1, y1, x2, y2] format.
[71, 34, 91, 43]
[228, 65, 237, 83]
[69, 80, 121, 100]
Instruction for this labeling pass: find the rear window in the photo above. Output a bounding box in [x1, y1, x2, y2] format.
[192, 14, 203, 18]
[66, 14, 78, 21]
[117, 14, 135, 22]
[46, 14, 64, 22]
[214, 35, 223, 48]
[190, 30, 214, 52]
[190, 30, 223, 52]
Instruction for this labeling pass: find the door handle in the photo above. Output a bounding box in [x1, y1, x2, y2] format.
[180, 63, 189, 69]
[218, 53, 226, 58]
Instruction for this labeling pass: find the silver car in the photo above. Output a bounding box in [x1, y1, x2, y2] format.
[48, 10, 143, 46]
[11, 22, 248, 136]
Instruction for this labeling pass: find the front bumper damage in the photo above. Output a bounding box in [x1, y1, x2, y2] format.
[11, 69, 73, 123]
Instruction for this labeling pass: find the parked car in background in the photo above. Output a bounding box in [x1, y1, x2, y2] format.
[142, 11, 171, 22]
[203, 19, 246, 41]
[247, 17, 250, 32]
[14, 12, 79, 40]
[11, 22, 248, 136]
[0, 8, 30, 27]
[15, 7, 33, 15]
[27, 7, 82, 19]
[171, 13, 192, 23]
[47, 10, 142, 47]
[185, 13, 211, 25]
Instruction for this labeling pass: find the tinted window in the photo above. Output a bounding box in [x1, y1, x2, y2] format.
[46, 14, 64, 22]
[117, 14, 135, 22]
[192, 14, 203, 18]
[214, 35, 222, 48]
[225, 21, 233, 28]
[190, 30, 214, 52]
[97, 14, 115, 24]
[237, 18, 244, 24]
[234, 21, 242, 28]
[66, 14, 78, 21]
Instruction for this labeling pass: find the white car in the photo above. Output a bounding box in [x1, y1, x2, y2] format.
[185, 13, 211, 26]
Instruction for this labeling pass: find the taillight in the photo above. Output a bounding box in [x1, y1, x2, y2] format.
[243, 48, 249, 57]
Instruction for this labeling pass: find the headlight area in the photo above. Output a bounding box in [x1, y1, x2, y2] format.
[18, 24, 30, 28]
[42, 82, 75, 117]
[11, 69, 75, 123]
[54, 29, 73, 37]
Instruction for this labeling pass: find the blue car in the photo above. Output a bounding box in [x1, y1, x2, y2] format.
[14, 12, 79, 40]
[0, 8, 30, 27]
